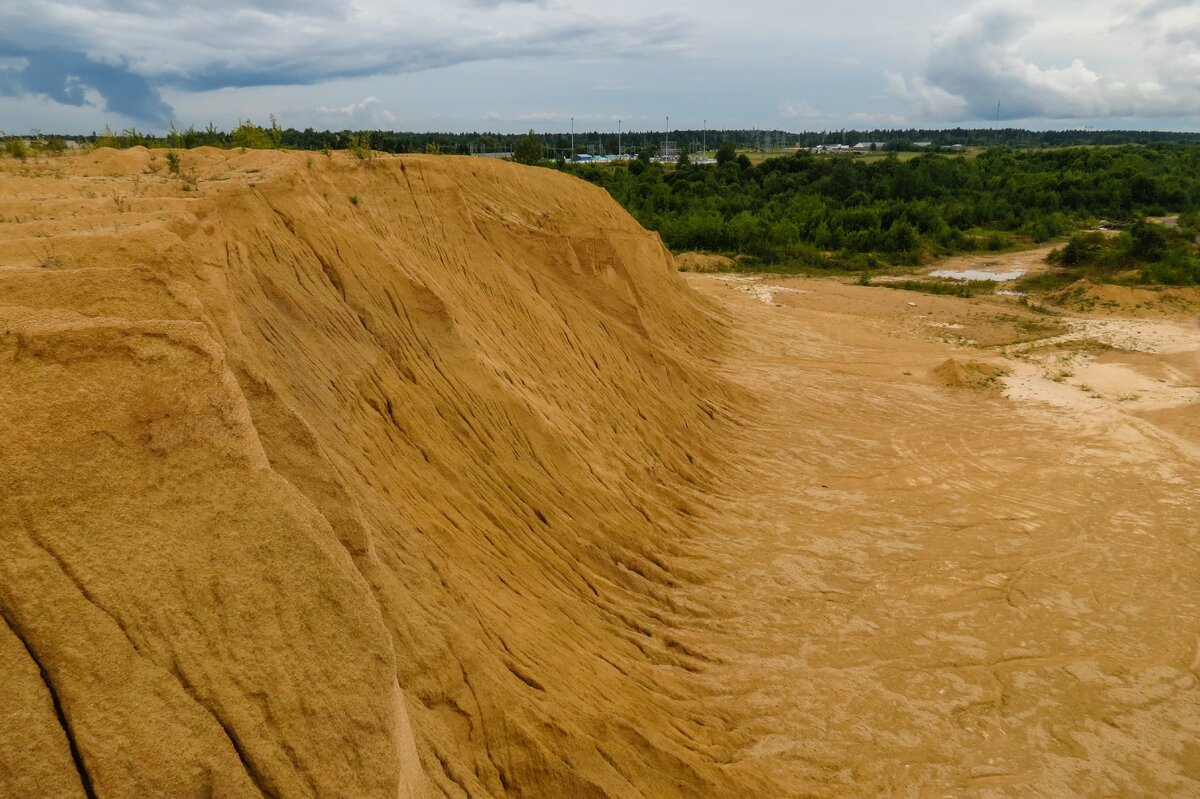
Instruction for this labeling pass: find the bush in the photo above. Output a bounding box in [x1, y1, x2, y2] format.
[4, 138, 28, 161]
[230, 118, 282, 150]
[1051, 232, 1107, 266]
[1129, 220, 1169, 261]
[1141, 250, 1200, 285]
[348, 132, 373, 161]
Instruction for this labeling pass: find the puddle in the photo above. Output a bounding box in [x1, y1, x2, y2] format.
[929, 269, 1026, 282]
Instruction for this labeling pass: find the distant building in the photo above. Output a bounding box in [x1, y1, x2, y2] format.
[914, 141, 933, 148]
[852, 142, 887, 151]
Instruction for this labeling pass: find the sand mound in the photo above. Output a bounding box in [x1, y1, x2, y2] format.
[1048, 280, 1200, 318]
[933, 358, 1008, 389]
[675, 251, 736, 272]
[0, 151, 749, 797]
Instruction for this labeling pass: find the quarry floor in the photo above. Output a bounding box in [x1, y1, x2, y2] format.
[678, 273, 1200, 797]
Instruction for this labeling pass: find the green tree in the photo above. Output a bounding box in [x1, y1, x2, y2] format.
[512, 130, 543, 165]
[716, 140, 737, 166]
[230, 120, 276, 149]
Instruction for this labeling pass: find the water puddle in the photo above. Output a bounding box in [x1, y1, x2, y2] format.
[929, 269, 1026, 282]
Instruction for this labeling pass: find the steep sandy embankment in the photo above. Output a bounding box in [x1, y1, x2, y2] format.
[0, 149, 757, 798]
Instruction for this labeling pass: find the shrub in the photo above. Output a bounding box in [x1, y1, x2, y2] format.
[4, 138, 28, 161]
[348, 132, 373, 161]
[230, 118, 282, 150]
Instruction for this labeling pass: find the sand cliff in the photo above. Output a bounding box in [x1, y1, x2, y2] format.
[0, 149, 751, 798]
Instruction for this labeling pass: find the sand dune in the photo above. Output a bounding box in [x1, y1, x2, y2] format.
[2, 149, 1198, 798]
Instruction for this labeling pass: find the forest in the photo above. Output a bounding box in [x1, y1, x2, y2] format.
[563, 145, 1200, 284]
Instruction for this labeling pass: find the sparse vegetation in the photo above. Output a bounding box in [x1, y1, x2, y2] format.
[348, 132, 374, 161]
[4, 137, 29, 161]
[866, 278, 997, 298]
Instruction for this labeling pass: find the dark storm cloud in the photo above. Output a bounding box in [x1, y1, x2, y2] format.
[0, 48, 173, 125]
[0, 0, 685, 126]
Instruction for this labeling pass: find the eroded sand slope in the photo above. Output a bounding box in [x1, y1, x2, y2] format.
[2, 149, 1198, 798]
[1, 149, 751, 798]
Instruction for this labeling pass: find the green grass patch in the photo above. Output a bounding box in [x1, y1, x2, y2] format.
[869, 279, 998, 297]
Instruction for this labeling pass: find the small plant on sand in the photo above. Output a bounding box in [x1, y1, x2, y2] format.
[35, 240, 62, 269]
[348, 132, 374, 161]
[4, 137, 28, 161]
[31, 132, 65, 156]
[93, 125, 120, 149]
[349, 194, 360, 206]
[166, 151, 181, 175]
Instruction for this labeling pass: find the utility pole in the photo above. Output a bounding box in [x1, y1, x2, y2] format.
[618, 119, 622, 159]
[665, 116, 669, 159]
[571, 116, 575, 161]
[703, 119, 706, 157]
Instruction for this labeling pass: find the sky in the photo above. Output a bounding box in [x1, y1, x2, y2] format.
[1, 0, 1199, 135]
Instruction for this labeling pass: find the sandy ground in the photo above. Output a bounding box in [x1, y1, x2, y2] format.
[922, 245, 1060, 279]
[681, 271, 1200, 797]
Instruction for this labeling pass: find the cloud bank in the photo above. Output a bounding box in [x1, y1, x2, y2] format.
[889, 0, 1200, 122]
[0, 0, 687, 126]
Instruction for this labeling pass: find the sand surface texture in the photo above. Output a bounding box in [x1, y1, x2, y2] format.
[1, 149, 1197, 798]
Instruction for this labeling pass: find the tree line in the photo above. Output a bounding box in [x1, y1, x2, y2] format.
[559, 144, 1200, 283]
[15, 121, 1200, 158]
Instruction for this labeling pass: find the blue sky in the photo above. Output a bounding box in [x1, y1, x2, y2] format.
[1, 0, 1199, 134]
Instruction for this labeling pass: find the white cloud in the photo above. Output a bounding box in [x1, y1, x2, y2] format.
[315, 96, 399, 127]
[777, 100, 824, 121]
[891, 0, 1200, 122]
[883, 72, 967, 120]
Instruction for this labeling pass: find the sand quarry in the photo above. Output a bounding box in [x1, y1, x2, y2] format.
[1, 149, 1198, 798]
